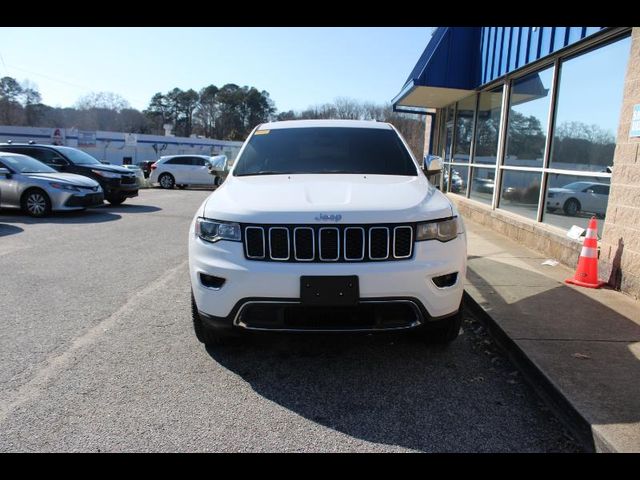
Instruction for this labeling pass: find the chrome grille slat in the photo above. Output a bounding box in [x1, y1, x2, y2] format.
[243, 224, 413, 262]
[344, 227, 365, 261]
[293, 227, 315, 261]
[245, 227, 265, 259]
[268, 227, 290, 260]
[319, 227, 340, 261]
[368, 227, 390, 260]
[393, 226, 413, 259]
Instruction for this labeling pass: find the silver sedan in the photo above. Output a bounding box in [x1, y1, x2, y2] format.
[0, 152, 104, 217]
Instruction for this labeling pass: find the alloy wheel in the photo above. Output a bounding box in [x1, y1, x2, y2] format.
[160, 174, 174, 189]
[26, 193, 47, 215]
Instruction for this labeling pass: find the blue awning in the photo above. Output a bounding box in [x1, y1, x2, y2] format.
[392, 27, 482, 111]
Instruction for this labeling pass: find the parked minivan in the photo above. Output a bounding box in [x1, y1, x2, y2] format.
[149, 155, 227, 189]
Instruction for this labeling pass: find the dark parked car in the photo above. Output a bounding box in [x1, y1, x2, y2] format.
[0, 144, 139, 205]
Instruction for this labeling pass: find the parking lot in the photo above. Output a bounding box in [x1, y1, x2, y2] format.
[0, 189, 581, 452]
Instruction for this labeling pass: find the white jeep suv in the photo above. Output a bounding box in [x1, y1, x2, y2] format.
[188, 120, 467, 345]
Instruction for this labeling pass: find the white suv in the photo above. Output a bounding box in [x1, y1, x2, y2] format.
[149, 154, 225, 189]
[188, 120, 467, 345]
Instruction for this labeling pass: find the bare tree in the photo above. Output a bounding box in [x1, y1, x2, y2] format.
[75, 92, 131, 112]
[334, 97, 363, 119]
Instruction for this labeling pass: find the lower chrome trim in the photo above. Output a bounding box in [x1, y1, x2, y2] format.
[233, 299, 423, 332]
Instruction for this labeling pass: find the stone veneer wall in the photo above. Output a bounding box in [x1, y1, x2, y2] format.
[599, 27, 640, 300]
[448, 195, 583, 270]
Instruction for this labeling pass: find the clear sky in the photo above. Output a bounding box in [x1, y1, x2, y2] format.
[0, 27, 433, 113]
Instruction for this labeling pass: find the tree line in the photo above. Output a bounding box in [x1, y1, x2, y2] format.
[0, 75, 426, 156]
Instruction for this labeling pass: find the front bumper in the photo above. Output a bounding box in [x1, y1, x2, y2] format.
[189, 231, 466, 331]
[64, 192, 105, 208]
[50, 190, 104, 211]
[100, 177, 139, 197]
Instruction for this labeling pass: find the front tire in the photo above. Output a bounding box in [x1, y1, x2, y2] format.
[106, 194, 126, 206]
[159, 173, 175, 189]
[191, 292, 232, 346]
[21, 189, 51, 218]
[563, 198, 580, 216]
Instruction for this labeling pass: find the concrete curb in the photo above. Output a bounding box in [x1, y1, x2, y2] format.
[462, 290, 598, 453]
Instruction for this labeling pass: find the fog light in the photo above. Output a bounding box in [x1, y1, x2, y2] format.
[433, 272, 458, 288]
[200, 273, 226, 289]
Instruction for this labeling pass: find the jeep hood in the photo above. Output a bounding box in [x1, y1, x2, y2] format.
[202, 174, 453, 224]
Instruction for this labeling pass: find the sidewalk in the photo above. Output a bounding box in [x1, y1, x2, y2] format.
[463, 218, 640, 453]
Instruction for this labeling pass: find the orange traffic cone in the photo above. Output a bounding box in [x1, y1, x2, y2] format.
[566, 217, 605, 289]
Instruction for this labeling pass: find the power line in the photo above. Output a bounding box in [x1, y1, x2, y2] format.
[6, 64, 96, 92]
[3, 62, 150, 108]
[0, 52, 8, 75]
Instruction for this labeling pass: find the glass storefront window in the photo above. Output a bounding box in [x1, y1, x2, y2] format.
[543, 174, 610, 236]
[446, 164, 469, 196]
[453, 95, 476, 163]
[499, 170, 542, 220]
[550, 36, 631, 173]
[441, 105, 455, 162]
[504, 66, 554, 167]
[473, 87, 503, 165]
[469, 167, 495, 205]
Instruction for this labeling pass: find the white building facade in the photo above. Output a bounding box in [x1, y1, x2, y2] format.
[0, 125, 243, 165]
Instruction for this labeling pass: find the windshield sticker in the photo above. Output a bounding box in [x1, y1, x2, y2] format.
[254, 130, 270, 135]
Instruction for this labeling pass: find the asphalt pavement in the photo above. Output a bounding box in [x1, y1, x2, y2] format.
[0, 189, 581, 452]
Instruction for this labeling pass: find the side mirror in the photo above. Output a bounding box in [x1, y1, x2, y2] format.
[0, 167, 11, 178]
[209, 155, 228, 174]
[422, 155, 443, 177]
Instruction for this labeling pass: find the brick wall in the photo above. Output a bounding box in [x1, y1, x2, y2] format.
[600, 27, 640, 300]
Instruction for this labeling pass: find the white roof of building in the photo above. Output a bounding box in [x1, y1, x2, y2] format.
[258, 119, 393, 130]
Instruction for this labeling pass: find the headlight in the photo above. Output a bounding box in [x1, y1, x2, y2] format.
[416, 218, 459, 242]
[91, 170, 121, 179]
[49, 182, 80, 192]
[195, 217, 241, 243]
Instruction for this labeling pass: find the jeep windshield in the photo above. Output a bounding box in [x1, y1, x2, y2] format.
[233, 127, 418, 177]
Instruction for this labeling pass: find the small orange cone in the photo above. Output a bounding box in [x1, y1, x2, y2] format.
[566, 217, 605, 289]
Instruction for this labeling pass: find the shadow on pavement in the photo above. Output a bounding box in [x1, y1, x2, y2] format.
[97, 204, 162, 214]
[0, 223, 24, 237]
[205, 329, 573, 452]
[0, 209, 121, 225]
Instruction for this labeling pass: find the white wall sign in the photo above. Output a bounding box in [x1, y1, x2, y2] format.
[124, 133, 138, 147]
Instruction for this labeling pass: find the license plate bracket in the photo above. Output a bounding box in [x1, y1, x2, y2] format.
[300, 275, 359, 306]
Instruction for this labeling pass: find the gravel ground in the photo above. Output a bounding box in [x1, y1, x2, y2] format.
[0, 189, 582, 452]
